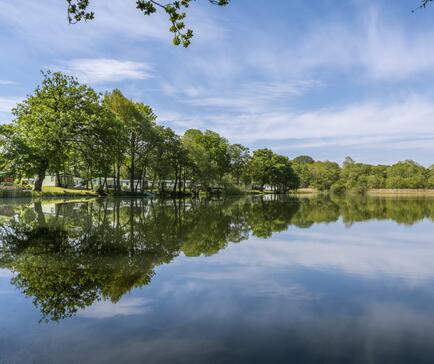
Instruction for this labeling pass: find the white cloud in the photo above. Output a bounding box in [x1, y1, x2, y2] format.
[233, 5, 434, 82]
[163, 80, 321, 112]
[0, 80, 15, 85]
[162, 95, 434, 149]
[0, 97, 22, 113]
[79, 297, 152, 319]
[53, 58, 153, 84]
[207, 229, 434, 286]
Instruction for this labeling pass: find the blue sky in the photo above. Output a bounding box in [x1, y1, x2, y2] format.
[0, 0, 433, 165]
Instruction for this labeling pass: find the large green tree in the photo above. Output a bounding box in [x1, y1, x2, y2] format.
[291, 155, 314, 188]
[104, 90, 157, 192]
[1, 71, 103, 191]
[249, 148, 275, 191]
[229, 144, 251, 185]
[182, 129, 230, 192]
[308, 161, 341, 191]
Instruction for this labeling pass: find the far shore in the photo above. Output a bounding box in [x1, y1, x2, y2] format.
[2, 186, 434, 200]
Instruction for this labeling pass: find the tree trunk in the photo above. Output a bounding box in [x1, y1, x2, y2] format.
[116, 163, 121, 192]
[104, 176, 108, 192]
[151, 172, 157, 193]
[113, 166, 117, 191]
[183, 171, 186, 194]
[173, 168, 178, 194]
[130, 134, 135, 193]
[55, 171, 62, 187]
[34, 162, 47, 191]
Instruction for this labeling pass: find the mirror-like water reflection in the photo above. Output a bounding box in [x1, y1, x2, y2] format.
[0, 195, 433, 363]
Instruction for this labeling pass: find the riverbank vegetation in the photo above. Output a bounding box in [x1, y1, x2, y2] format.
[0, 72, 432, 197]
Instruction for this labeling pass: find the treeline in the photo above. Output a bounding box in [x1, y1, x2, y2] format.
[292, 156, 434, 193]
[0, 72, 297, 194]
[0, 72, 432, 194]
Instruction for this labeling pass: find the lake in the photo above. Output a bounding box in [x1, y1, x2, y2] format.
[0, 195, 433, 364]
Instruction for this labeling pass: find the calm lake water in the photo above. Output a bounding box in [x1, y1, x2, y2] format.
[0, 195, 433, 364]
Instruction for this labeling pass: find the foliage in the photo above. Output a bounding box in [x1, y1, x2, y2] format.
[291, 155, 314, 188]
[1, 71, 111, 191]
[308, 161, 340, 190]
[228, 144, 251, 185]
[66, 0, 230, 47]
[182, 129, 231, 192]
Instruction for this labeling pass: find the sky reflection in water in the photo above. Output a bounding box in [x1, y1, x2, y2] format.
[0, 195, 433, 364]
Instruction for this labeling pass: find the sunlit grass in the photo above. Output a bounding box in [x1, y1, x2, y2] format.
[37, 186, 98, 197]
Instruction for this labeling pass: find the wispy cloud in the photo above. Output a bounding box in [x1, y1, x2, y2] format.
[208, 230, 434, 286]
[245, 5, 434, 82]
[160, 94, 434, 160]
[0, 80, 15, 85]
[162, 80, 321, 112]
[0, 97, 22, 113]
[53, 58, 153, 84]
[79, 297, 152, 319]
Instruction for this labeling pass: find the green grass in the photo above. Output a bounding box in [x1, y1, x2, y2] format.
[35, 186, 98, 197]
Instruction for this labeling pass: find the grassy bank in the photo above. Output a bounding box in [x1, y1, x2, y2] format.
[0, 186, 98, 199]
[292, 188, 319, 195]
[2, 186, 434, 200]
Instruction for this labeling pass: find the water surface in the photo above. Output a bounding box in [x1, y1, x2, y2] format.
[0, 195, 433, 363]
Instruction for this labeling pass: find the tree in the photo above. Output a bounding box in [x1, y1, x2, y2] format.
[182, 129, 230, 192]
[308, 161, 340, 190]
[429, 165, 434, 189]
[270, 154, 299, 193]
[292, 155, 314, 188]
[66, 0, 230, 47]
[249, 149, 275, 191]
[73, 106, 125, 191]
[1, 71, 102, 191]
[228, 144, 251, 185]
[104, 90, 157, 192]
[293, 155, 314, 164]
[386, 160, 428, 189]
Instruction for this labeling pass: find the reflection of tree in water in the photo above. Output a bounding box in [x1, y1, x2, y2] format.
[332, 195, 434, 226]
[0, 195, 433, 321]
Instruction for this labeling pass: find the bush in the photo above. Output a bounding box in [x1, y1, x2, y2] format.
[330, 182, 346, 195]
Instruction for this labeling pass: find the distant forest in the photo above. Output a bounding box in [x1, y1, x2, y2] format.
[0, 72, 433, 194]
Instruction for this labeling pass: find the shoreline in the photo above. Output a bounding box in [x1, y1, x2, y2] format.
[1, 187, 434, 200]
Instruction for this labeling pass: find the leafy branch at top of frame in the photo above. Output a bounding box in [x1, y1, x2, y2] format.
[66, 0, 230, 47]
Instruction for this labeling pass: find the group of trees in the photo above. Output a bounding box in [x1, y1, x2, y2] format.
[334, 157, 434, 193]
[0, 72, 300, 194]
[291, 156, 434, 192]
[1, 72, 432, 195]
